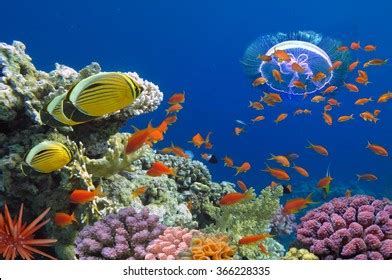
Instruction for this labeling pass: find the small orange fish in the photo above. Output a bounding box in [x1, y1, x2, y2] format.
[169, 143, 189, 158]
[360, 111, 378, 123]
[324, 104, 332, 111]
[252, 77, 268, 87]
[344, 83, 359, 92]
[274, 113, 288, 124]
[282, 193, 313, 215]
[364, 45, 377, 52]
[356, 173, 378, 181]
[323, 111, 333, 126]
[157, 121, 168, 134]
[355, 97, 373, 105]
[303, 109, 312, 114]
[373, 109, 381, 117]
[131, 186, 147, 198]
[364, 59, 388, 67]
[311, 95, 325, 103]
[219, 192, 252, 206]
[223, 156, 234, 167]
[328, 98, 340, 106]
[236, 180, 248, 192]
[312, 72, 327, 82]
[257, 54, 272, 62]
[54, 212, 77, 227]
[270, 181, 278, 188]
[273, 49, 291, 62]
[164, 114, 177, 125]
[204, 131, 213, 149]
[322, 85, 337, 94]
[355, 77, 368, 85]
[351, 41, 361, 50]
[235, 127, 244, 136]
[348, 60, 360, 72]
[328, 61, 342, 71]
[292, 80, 307, 90]
[337, 46, 349, 52]
[377, 92, 392, 103]
[307, 141, 328, 156]
[168, 92, 185, 104]
[70, 186, 105, 204]
[262, 164, 290, 181]
[291, 62, 305, 73]
[358, 70, 368, 80]
[234, 162, 251, 175]
[272, 69, 284, 83]
[147, 129, 164, 144]
[292, 164, 309, 177]
[338, 114, 354, 122]
[251, 115, 265, 122]
[189, 133, 204, 148]
[249, 101, 264, 110]
[258, 242, 269, 255]
[125, 123, 154, 154]
[166, 103, 183, 115]
[366, 141, 388, 156]
[317, 173, 333, 188]
[238, 233, 272, 245]
[263, 92, 283, 103]
[268, 154, 290, 167]
[147, 161, 176, 176]
[294, 109, 303, 115]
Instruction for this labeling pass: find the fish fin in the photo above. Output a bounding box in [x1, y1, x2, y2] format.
[71, 212, 78, 224]
[306, 140, 313, 148]
[356, 174, 361, 181]
[366, 140, 371, 148]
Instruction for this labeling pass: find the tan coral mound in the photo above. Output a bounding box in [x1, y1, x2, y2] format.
[191, 235, 236, 260]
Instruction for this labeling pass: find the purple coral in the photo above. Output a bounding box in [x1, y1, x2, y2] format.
[270, 206, 297, 235]
[297, 195, 392, 259]
[145, 227, 200, 260]
[75, 207, 166, 260]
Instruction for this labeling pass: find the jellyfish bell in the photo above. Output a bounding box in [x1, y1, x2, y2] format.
[242, 31, 350, 98]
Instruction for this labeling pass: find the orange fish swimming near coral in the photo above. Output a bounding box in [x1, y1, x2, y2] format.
[70, 186, 105, 204]
[131, 186, 147, 198]
[312, 72, 327, 82]
[262, 164, 290, 181]
[282, 193, 313, 215]
[238, 233, 272, 245]
[268, 154, 290, 167]
[307, 141, 328, 156]
[234, 127, 245, 136]
[292, 163, 309, 177]
[257, 54, 272, 62]
[356, 173, 378, 181]
[234, 162, 251, 176]
[236, 180, 248, 193]
[164, 114, 178, 125]
[147, 161, 177, 176]
[219, 192, 252, 206]
[274, 113, 288, 124]
[366, 141, 388, 157]
[166, 103, 183, 115]
[125, 122, 155, 154]
[360, 111, 378, 123]
[272, 69, 284, 83]
[54, 212, 77, 227]
[168, 92, 185, 104]
[223, 156, 234, 167]
[189, 133, 204, 148]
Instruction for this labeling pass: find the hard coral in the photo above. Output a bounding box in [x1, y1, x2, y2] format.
[191, 234, 236, 260]
[145, 227, 200, 260]
[297, 195, 392, 259]
[75, 207, 166, 259]
[283, 247, 319, 260]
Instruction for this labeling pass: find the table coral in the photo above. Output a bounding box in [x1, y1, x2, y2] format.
[75, 207, 166, 259]
[297, 195, 392, 259]
[145, 227, 200, 260]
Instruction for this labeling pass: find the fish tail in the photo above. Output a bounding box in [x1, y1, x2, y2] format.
[71, 212, 78, 223]
[356, 174, 361, 181]
[366, 140, 371, 148]
[350, 114, 354, 119]
[261, 163, 270, 173]
[375, 118, 379, 123]
[268, 153, 275, 160]
[306, 140, 313, 148]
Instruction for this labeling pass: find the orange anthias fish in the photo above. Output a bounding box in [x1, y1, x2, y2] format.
[235, 127, 245, 136]
[377, 92, 392, 103]
[344, 83, 359, 92]
[373, 109, 381, 117]
[364, 59, 388, 68]
[157, 120, 168, 134]
[257, 54, 272, 62]
[322, 85, 337, 94]
[164, 114, 178, 125]
[291, 62, 305, 73]
[312, 72, 327, 82]
[236, 180, 248, 192]
[70, 186, 105, 204]
[357, 173, 378, 181]
[125, 123, 154, 154]
[351, 41, 361, 50]
[366, 141, 388, 156]
[272, 69, 284, 83]
[323, 111, 333, 126]
[282, 193, 313, 215]
[355, 97, 373, 105]
[337, 46, 349, 52]
[168, 92, 185, 104]
[338, 114, 354, 122]
[251, 115, 265, 123]
[348, 60, 360, 72]
[234, 162, 251, 175]
[364, 45, 377, 51]
[131, 186, 147, 198]
[169, 143, 189, 158]
[328, 61, 342, 71]
[219, 192, 252, 206]
[223, 156, 234, 167]
[238, 233, 272, 245]
[328, 98, 340, 106]
[324, 104, 332, 112]
[54, 212, 77, 227]
[311, 95, 325, 103]
[258, 243, 269, 255]
[307, 141, 328, 156]
[147, 161, 177, 176]
[273, 49, 291, 62]
[252, 77, 268, 87]
[274, 113, 288, 124]
[263, 92, 282, 103]
[189, 133, 204, 148]
[292, 163, 309, 177]
[166, 103, 183, 115]
[292, 80, 307, 90]
[317, 168, 333, 189]
[268, 154, 290, 167]
[360, 111, 378, 123]
[249, 101, 264, 110]
[262, 164, 290, 181]
[147, 129, 164, 145]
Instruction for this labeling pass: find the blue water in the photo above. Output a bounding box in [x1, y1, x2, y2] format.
[3, 0, 391, 206]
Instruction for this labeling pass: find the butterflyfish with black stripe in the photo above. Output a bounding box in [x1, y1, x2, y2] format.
[22, 141, 73, 174]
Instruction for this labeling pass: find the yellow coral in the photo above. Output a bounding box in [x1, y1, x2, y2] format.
[282, 247, 318, 260]
[191, 235, 236, 260]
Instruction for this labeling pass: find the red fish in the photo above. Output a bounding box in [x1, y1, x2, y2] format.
[219, 192, 252, 206]
[282, 193, 313, 215]
[168, 92, 185, 104]
[54, 212, 77, 227]
[238, 233, 272, 245]
[147, 161, 176, 176]
[234, 162, 251, 175]
[236, 180, 248, 192]
[70, 186, 105, 204]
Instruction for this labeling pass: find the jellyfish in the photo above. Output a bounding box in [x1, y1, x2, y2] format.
[242, 31, 350, 96]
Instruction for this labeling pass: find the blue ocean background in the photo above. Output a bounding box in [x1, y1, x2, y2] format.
[3, 0, 391, 226]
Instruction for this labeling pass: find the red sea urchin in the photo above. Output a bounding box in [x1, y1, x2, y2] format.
[0, 204, 57, 260]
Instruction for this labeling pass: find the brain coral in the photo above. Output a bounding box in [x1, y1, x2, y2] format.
[297, 195, 392, 259]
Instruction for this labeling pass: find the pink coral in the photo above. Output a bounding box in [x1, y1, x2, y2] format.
[145, 227, 200, 260]
[297, 195, 392, 259]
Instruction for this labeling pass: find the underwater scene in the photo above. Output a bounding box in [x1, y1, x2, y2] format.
[1, 0, 391, 261]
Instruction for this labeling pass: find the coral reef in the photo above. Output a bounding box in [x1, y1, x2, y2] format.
[297, 195, 392, 259]
[270, 205, 297, 236]
[145, 227, 200, 260]
[186, 234, 237, 260]
[75, 207, 166, 259]
[283, 247, 319, 260]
